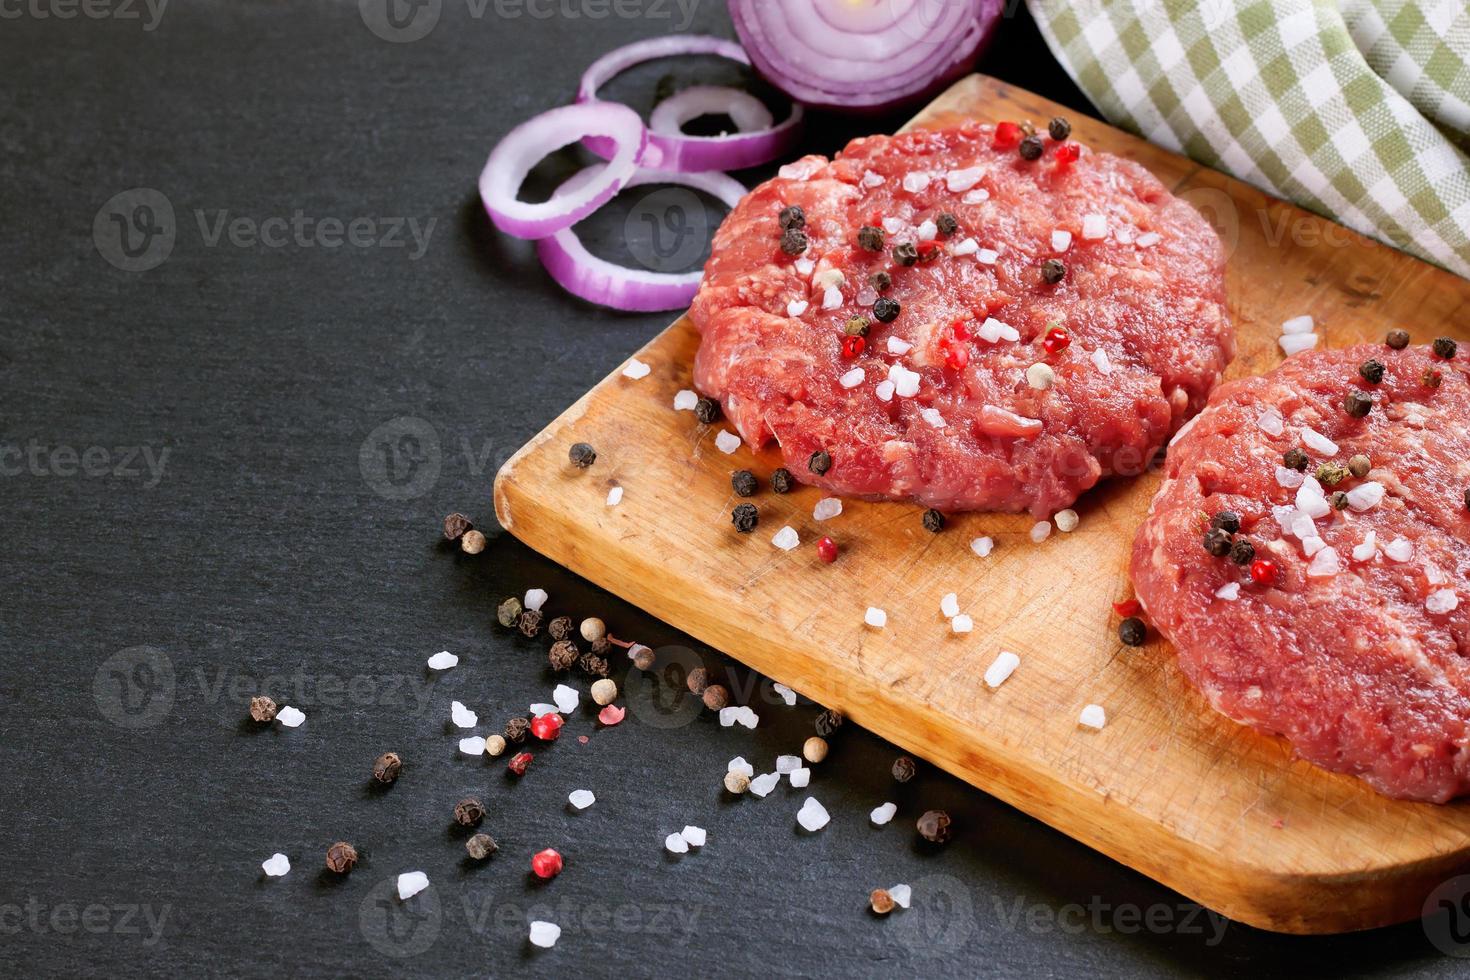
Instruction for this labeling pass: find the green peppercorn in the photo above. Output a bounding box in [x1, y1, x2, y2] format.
[780, 227, 808, 256]
[1347, 454, 1371, 478]
[892, 242, 918, 267]
[1229, 538, 1255, 565]
[770, 467, 794, 494]
[1209, 511, 1240, 534]
[1344, 390, 1373, 417]
[857, 225, 884, 252]
[845, 316, 871, 337]
[808, 449, 832, 475]
[935, 212, 958, 237]
[1386, 329, 1410, 349]
[1018, 135, 1044, 160]
[1359, 359, 1385, 384]
[731, 503, 758, 533]
[1330, 490, 1350, 511]
[1048, 116, 1072, 141]
[568, 442, 597, 468]
[496, 597, 523, 628]
[1283, 447, 1309, 471]
[1433, 336, 1457, 359]
[1316, 463, 1348, 487]
[873, 297, 900, 323]
[1119, 617, 1146, 646]
[778, 204, 805, 230]
[1424, 368, 1443, 389]
[1041, 259, 1066, 284]
[731, 470, 757, 497]
[1202, 528, 1232, 557]
[922, 509, 945, 533]
[695, 397, 720, 424]
[868, 271, 892, 293]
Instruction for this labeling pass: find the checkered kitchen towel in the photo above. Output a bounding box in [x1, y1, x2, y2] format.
[1028, 0, 1470, 278]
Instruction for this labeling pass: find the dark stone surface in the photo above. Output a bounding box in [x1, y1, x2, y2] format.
[0, 1, 1460, 975]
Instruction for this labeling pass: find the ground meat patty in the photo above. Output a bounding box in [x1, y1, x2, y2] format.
[1132, 342, 1470, 802]
[689, 121, 1232, 516]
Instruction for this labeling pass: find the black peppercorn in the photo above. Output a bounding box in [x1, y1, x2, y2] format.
[504, 717, 530, 744]
[1019, 135, 1044, 160]
[731, 469, 758, 497]
[1048, 116, 1072, 141]
[922, 508, 945, 533]
[868, 271, 892, 293]
[548, 640, 579, 671]
[780, 227, 808, 256]
[568, 442, 597, 468]
[1283, 447, 1309, 471]
[1358, 359, 1385, 384]
[1385, 329, 1410, 349]
[1230, 538, 1255, 565]
[732, 503, 758, 533]
[1330, 490, 1350, 511]
[1040, 258, 1066, 284]
[579, 652, 609, 678]
[443, 512, 473, 541]
[1118, 617, 1147, 646]
[1344, 390, 1373, 417]
[1316, 463, 1348, 487]
[548, 616, 574, 641]
[778, 204, 805, 230]
[590, 635, 610, 656]
[372, 751, 402, 784]
[326, 842, 358, 873]
[1209, 510, 1241, 534]
[465, 833, 498, 861]
[1433, 336, 1457, 359]
[1202, 528, 1232, 557]
[695, 397, 721, 424]
[935, 212, 958, 237]
[857, 225, 884, 251]
[815, 708, 845, 737]
[845, 316, 871, 337]
[1348, 454, 1371, 478]
[873, 297, 900, 323]
[770, 468, 794, 494]
[892, 242, 918, 267]
[808, 449, 832, 475]
[891, 755, 917, 783]
[917, 809, 952, 844]
[517, 608, 543, 638]
[454, 798, 486, 827]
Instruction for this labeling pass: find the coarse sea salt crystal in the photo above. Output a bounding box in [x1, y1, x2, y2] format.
[736, 706, 758, 729]
[1301, 428, 1338, 455]
[1030, 521, 1051, 543]
[1427, 565, 1447, 586]
[1385, 537, 1413, 561]
[772, 525, 799, 551]
[530, 702, 558, 717]
[277, 705, 306, 728]
[451, 701, 477, 728]
[921, 407, 946, 428]
[875, 380, 895, 402]
[262, 853, 290, 877]
[951, 237, 979, 256]
[773, 683, 797, 706]
[622, 358, 651, 380]
[886, 336, 912, 355]
[976, 247, 999, 265]
[789, 767, 811, 787]
[1352, 531, 1377, 562]
[715, 429, 741, 454]
[397, 871, 429, 900]
[568, 789, 595, 810]
[984, 651, 1020, 689]
[1346, 481, 1385, 512]
[946, 166, 983, 192]
[1281, 315, 1315, 334]
[814, 498, 843, 521]
[427, 650, 458, 670]
[862, 169, 884, 188]
[871, 802, 897, 825]
[890, 884, 913, 908]
[1136, 231, 1161, 247]
[786, 299, 809, 317]
[1280, 333, 1318, 355]
[728, 756, 754, 777]
[1276, 466, 1306, 489]
[1051, 229, 1072, 252]
[821, 286, 842, 310]
[1054, 509, 1079, 532]
[529, 921, 561, 949]
[864, 606, 887, 628]
[916, 219, 938, 240]
[1427, 589, 1459, 614]
[962, 188, 989, 204]
[1078, 704, 1107, 729]
[1297, 477, 1330, 518]
[857, 286, 879, 306]
[951, 614, 974, 634]
[971, 536, 994, 557]
[606, 486, 623, 506]
[1257, 409, 1285, 436]
[795, 257, 815, 276]
[1115, 227, 1135, 244]
[681, 825, 707, 847]
[749, 772, 780, 797]
[719, 707, 740, 728]
[673, 389, 698, 411]
[664, 832, 689, 854]
[1091, 348, 1113, 374]
[882, 216, 906, 235]
[777, 755, 802, 773]
[902, 172, 930, 193]
[797, 797, 830, 832]
[1302, 536, 1326, 557]
[1081, 214, 1108, 239]
[1307, 546, 1340, 577]
[525, 588, 548, 612]
[839, 368, 865, 389]
[1215, 582, 1240, 600]
[459, 735, 486, 755]
[553, 684, 579, 714]
[941, 592, 959, 617]
[891, 366, 921, 397]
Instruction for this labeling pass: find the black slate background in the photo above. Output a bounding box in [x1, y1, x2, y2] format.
[0, 0, 1460, 976]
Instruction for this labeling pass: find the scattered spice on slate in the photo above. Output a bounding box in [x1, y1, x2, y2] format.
[530, 713, 563, 741]
[1040, 258, 1066, 284]
[549, 641, 579, 671]
[804, 737, 829, 763]
[1282, 447, 1309, 471]
[504, 717, 530, 744]
[1316, 463, 1348, 487]
[443, 512, 473, 541]
[873, 297, 900, 323]
[695, 397, 721, 424]
[922, 508, 946, 533]
[531, 849, 563, 879]
[935, 212, 958, 237]
[460, 530, 486, 555]
[809, 449, 832, 475]
[732, 503, 759, 533]
[1330, 490, 1350, 511]
[815, 708, 845, 737]
[1423, 368, 1443, 389]
[1433, 337, 1457, 359]
[1048, 116, 1072, 141]
[845, 316, 871, 337]
[892, 241, 919, 267]
[1358, 359, 1385, 384]
[579, 652, 610, 678]
[891, 755, 917, 783]
[731, 470, 758, 497]
[249, 695, 278, 723]
[857, 225, 884, 251]
[770, 467, 794, 494]
[1119, 617, 1147, 646]
[518, 609, 544, 638]
[1348, 454, 1371, 478]
[1202, 528, 1232, 557]
[591, 678, 618, 706]
[917, 809, 952, 844]
[372, 752, 402, 784]
[1209, 511, 1240, 534]
[723, 771, 750, 794]
[1018, 134, 1044, 160]
[631, 644, 656, 671]
[1384, 329, 1410, 349]
[1344, 390, 1373, 417]
[686, 667, 709, 696]
[778, 204, 805, 230]
[548, 616, 573, 641]
[485, 735, 507, 757]
[579, 617, 606, 644]
[1229, 538, 1255, 565]
[702, 685, 730, 711]
[568, 442, 597, 468]
[507, 751, 533, 776]
[497, 597, 524, 628]
[780, 227, 809, 256]
[465, 834, 498, 860]
[870, 889, 895, 915]
[590, 635, 611, 656]
[325, 842, 358, 874]
[868, 271, 892, 293]
[454, 798, 486, 827]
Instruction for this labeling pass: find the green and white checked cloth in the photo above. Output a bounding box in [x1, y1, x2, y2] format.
[1029, 0, 1470, 278]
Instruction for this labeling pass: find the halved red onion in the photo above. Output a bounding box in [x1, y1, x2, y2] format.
[578, 35, 803, 173]
[730, 0, 1003, 113]
[479, 102, 647, 240]
[536, 166, 746, 312]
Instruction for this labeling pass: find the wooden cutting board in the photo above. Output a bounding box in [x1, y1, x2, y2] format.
[493, 75, 1470, 934]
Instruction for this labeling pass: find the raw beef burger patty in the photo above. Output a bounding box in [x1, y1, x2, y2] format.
[689, 121, 1232, 516]
[1132, 343, 1470, 802]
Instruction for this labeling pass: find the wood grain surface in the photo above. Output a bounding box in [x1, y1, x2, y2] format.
[494, 75, 1470, 934]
